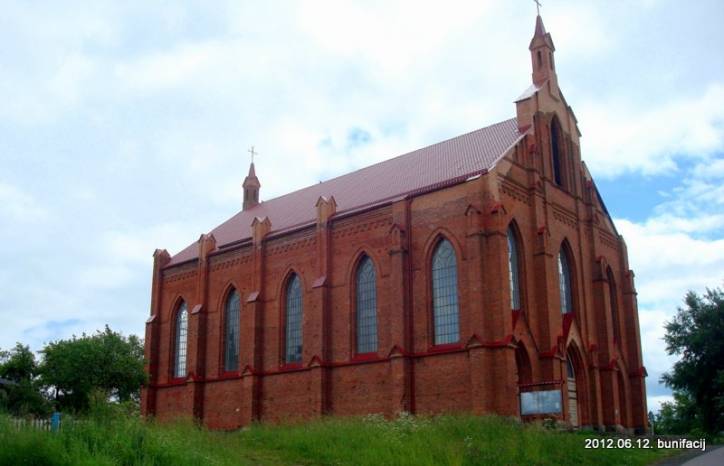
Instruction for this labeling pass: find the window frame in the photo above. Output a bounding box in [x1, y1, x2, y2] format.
[550, 116, 565, 187]
[283, 273, 303, 366]
[558, 245, 574, 314]
[354, 255, 378, 355]
[172, 301, 188, 379]
[222, 288, 241, 373]
[507, 224, 523, 311]
[430, 238, 461, 346]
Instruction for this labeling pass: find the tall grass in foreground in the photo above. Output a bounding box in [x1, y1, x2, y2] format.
[0, 412, 674, 466]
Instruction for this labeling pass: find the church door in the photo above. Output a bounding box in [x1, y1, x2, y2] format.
[567, 358, 579, 427]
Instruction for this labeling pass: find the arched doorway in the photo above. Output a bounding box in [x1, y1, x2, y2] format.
[566, 357, 579, 427]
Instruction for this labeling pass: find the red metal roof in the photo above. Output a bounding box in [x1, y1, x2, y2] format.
[168, 117, 523, 266]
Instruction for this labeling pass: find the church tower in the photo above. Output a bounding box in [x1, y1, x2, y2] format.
[529, 14, 557, 89]
[242, 162, 260, 210]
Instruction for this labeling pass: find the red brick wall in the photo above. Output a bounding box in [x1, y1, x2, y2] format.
[142, 111, 648, 433]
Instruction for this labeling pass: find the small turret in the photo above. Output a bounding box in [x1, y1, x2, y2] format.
[529, 15, 557, 88]
[243, 162, 260, 211]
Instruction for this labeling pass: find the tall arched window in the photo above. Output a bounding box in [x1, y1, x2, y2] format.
[432, 239, 460, 345]
[507, 225, 521, 311]
[224, 289, 241, 372]
[558, 246, 573, 314]
[356, 256, 378, 354]
[173, 301, 188, 378]
[284, 274, 303, 364]
[607, 268, 621, 344]
[551, 117, 563, 186]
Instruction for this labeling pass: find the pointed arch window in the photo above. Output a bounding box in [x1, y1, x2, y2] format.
[432, 239, 460, 345]
[551, 117, 563, 186]
[224, 289, 241, 372]
[507, 225, 522, 311]
[607, 268, 621, 344]
[558, 247, 573, 314]
[173, 301, 188, 378]
[355, 256, 378, 354]
[284, 274, 303, 364]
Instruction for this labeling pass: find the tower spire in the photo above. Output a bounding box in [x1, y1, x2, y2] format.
[528, 12, 557, 87]
[243, 147, 261, 211]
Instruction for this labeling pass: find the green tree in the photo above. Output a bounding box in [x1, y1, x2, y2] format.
[38, 326, 147, 413]
[654, 391, 699, 435]
[0, 343, 50, 416]
[661, 286, 724, 435]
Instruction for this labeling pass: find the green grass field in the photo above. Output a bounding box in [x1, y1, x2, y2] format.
[0, 413, 676, 465]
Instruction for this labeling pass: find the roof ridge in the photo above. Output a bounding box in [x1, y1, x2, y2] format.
[244, 117, 517, 209]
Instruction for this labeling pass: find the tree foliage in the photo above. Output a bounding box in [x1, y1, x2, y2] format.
[653, 391, 700, 436]
[38, 326, 146, 413]
[0, 343, 50, 416]
[660, 286, 724, 434]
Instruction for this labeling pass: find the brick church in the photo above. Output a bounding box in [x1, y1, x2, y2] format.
[142, 14, 648, 433]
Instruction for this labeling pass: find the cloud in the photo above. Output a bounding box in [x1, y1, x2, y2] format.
[580, 84, 724, 178]
[0, 182, 48, 224]
[614, 159, 724, 411]
[648, 395, 674, 414]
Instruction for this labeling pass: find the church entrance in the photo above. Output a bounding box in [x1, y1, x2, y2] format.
[566, 358, 579, 427]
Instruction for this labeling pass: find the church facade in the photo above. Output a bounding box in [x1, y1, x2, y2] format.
[141, 15, 648, 433]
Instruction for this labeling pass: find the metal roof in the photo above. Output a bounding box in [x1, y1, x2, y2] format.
[168, 117, 524, 266]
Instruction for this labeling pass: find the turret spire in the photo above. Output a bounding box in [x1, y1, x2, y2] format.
[529, 13, 557, 87]
[243, 147, 261, 211]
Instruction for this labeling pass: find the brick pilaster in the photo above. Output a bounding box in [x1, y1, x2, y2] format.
[188, 233, 215, 420]
[142, 248, 170, 417]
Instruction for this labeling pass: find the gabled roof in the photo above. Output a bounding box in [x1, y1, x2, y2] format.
[168, 117, 524, 266]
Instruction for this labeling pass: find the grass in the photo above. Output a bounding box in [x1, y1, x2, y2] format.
[0, 412, 677, 466]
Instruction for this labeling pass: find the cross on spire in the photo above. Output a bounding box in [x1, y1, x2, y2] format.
[534, 0, 542, 15]
[248, 146, 258, 164]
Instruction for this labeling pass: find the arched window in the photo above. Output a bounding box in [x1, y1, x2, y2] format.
[551, 117, 563, 186]
[173, 301, 188, 378]
[356, 256, 378, 354]
[507, 225, 521, 311]
[223, 289, 241, 372]
[558, 246, 573, 314]
[607, 268, 621, 344]
[284, 274, 303, 364]
[431, 239, 460, 345]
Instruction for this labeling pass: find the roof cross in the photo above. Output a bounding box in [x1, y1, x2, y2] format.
[248, 146, 258, 164]
[534, 0, 542, 15]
